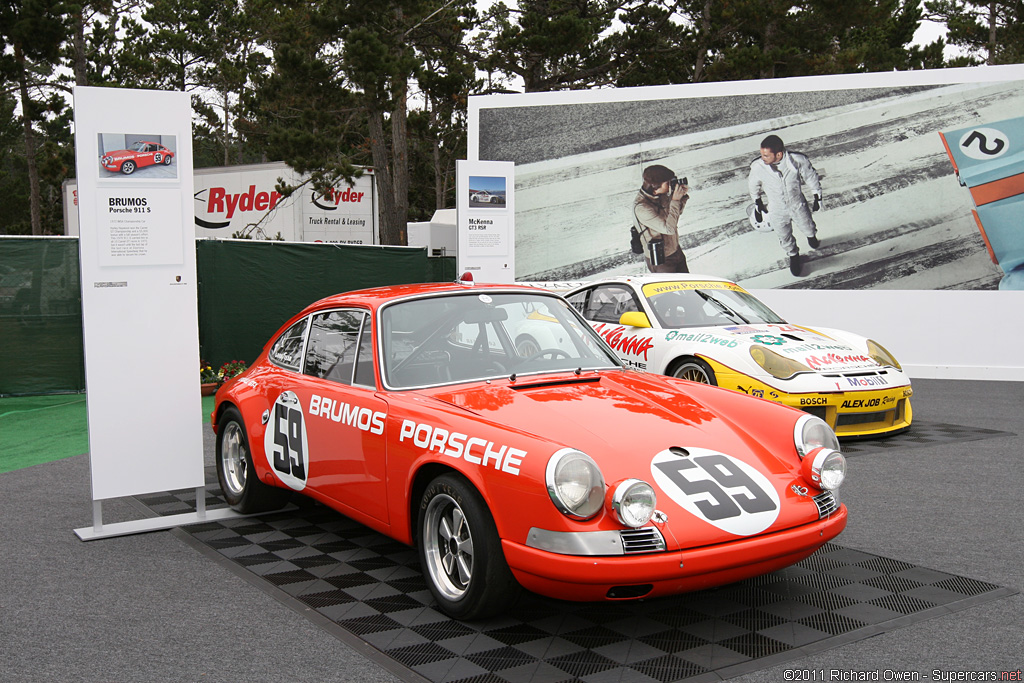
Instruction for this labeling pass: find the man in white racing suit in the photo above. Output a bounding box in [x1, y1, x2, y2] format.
[747, 134, 822, 276]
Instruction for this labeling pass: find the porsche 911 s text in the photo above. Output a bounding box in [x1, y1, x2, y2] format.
[566, 275, 912, 439]
[212, 281, 847, 619]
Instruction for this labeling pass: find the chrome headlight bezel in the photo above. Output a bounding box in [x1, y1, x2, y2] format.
[795, 414, 841, 458]
[545, 448, 606, 520]
[611, 479, 657, 528]
[803, 448, 846, 490]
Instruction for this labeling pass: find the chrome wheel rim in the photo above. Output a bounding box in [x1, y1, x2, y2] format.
[674, 363, 710, 383]
[220, 422, 248, 496]
[423, 494, 474, 601]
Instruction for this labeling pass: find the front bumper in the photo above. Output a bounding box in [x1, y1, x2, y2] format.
[709, 361, 913, 438]
[502, 504, 847, 602]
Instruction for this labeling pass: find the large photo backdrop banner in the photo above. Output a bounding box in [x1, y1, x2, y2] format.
[469, 66, 1024, 290]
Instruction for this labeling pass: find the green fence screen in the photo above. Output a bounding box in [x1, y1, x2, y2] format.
[196, 240, 455, 368]
[0, 238, 85, 395]
[1, 236, 456, 396]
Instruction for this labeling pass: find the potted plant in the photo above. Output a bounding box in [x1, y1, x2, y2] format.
[200, 360, 219, 395]
[218, 359, 248, 383]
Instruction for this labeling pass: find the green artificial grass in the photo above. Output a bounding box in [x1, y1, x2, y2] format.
[0, 393, 216, 474]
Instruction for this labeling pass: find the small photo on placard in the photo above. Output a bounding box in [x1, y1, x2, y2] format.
[468, 175, 507, 208]
[98, 133, 178, 180]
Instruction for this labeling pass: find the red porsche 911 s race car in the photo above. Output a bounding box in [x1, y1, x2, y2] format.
[212, 281, 847, 619]
[100, 141, 174, 175]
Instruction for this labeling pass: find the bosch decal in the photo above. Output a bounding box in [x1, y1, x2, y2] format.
[309, 394, 385, 434]
[651, 447, 780, 536]
[592, 323, 655, 360]
[399, 419, 525, 475]
[800, 396, 828, 406]
[264, 392, 309, 491]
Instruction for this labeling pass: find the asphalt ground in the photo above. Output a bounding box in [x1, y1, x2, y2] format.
[1, 378, 1020, 682]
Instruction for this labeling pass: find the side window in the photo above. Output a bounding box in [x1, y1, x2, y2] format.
[303, 310, 365, 385]
[268, 318, 308, 371]
[353, 319, 375, 387]
[564, 289, 590, 317]
[588, 286, 640, 323]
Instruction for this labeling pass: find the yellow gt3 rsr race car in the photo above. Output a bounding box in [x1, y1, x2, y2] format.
[565, 275, 912, 439]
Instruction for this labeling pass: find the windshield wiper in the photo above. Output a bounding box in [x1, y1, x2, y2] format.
[696, 290, 749, 324]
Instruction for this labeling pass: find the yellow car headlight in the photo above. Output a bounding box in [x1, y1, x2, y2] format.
[749, 345, 811, 379]
[866, 340, 902, 371]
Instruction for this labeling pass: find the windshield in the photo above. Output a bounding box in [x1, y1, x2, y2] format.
[380, 291, 620, 389]
[641, 281, 786, 328]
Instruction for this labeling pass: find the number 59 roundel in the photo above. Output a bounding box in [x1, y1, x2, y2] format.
[264, 391, 309, 491]
[651, 447, 781, 536]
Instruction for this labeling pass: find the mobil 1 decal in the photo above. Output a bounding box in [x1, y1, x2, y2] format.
[264, 391, 309, 491]
[651, 447, 780, 536]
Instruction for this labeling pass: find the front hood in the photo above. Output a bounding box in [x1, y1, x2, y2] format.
[419, 370, 823, 545]
[685, 323, 880, 373]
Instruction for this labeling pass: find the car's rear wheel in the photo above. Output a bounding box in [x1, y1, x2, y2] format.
[120, 160, 136, 175]
[515, 334, 540, 357]
[418, 473, 520, 620]
[163, 154, 172, 165]
[669, 357, 717, 385]
[216, 406, 286, 513]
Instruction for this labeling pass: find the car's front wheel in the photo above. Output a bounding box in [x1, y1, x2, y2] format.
[120, 160, 136, 175]
[669, 357, 717, 385]
[216, 406, 286, 513]
[418, 473, 520, 620]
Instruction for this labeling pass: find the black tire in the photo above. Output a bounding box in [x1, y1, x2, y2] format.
[216, 406, 287, 513]
[417, 473, 521, 620]
[163, 154, 172, 165]
[120, 160, 136, 175]
[515, 334, 540, 357]
[669, 357, 717, 385]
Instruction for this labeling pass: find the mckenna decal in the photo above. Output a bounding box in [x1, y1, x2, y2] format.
[399, 419, 525, 475]
[751, 334, 785, 346]
[592, 323, 655, 360]
[665, 331, 738, 347]
[805, 352, 874, 370]
[651, 448, 780, 536]
[264, 392, 309, 491]
[308, 394, 385, 434]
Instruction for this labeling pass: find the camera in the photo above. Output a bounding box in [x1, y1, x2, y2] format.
[670, 176, 688, 191]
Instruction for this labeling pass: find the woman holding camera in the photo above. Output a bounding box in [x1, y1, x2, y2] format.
[634, 164, 689, 273]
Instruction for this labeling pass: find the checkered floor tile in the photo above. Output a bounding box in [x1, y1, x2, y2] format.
[137, 485, 1015, 683]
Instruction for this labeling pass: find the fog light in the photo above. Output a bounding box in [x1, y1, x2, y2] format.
[611, 479, 656, 528]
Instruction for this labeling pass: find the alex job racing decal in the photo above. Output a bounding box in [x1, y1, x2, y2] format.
[651, 447, 780, 536]
[264, 391, 310, 491]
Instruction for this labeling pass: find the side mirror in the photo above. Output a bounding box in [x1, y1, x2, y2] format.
[618, 311, 651, 328]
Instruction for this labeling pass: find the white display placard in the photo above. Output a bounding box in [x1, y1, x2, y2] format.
[74, 86, 205, 501]
[457, 160, 515, 283]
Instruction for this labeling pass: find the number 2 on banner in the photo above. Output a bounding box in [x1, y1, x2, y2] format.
[959, 128, 1009, 160]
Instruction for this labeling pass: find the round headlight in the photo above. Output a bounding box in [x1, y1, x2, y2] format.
[795, 414, 840, 458]
[611, 479, 656, 528]
[546, 449, 605, 520]
[803, 448, 846, 490]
